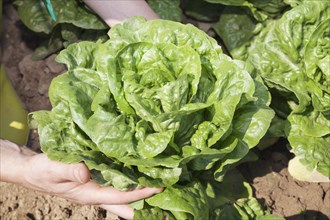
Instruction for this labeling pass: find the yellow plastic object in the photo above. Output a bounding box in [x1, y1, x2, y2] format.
[0, 66, 29, 145]
[288, 156, 330, 183]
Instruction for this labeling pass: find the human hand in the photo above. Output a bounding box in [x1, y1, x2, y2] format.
[84, 0, 159, 27]
[0, 140, 162, 219]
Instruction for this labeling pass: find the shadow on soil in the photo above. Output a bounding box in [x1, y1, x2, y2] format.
[287, 210, 330, 220]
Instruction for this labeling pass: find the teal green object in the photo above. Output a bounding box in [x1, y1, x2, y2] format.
[43, 0, 57, 21]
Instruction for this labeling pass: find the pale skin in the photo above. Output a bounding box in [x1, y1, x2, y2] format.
[0, 140, 162, 219]
[0, 1, 161, 219]
[84, 0, 159, 27]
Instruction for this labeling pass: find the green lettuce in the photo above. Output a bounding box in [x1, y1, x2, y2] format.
[14, 0, 184, 60]
[14, 0, 109, 59]
[204, 0, 288, 21]
[30, 17, 277, 218]
[146, 0, 182, 21]
[180, 0, 225, 22]
[179, 0, 288, 27]
[214, 1, 330, 179]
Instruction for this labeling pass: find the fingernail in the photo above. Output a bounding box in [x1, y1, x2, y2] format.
[155, 188, 163, 193]
[146, 187, 163, 193]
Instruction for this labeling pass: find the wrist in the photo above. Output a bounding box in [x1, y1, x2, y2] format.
[0, 139, 36, 185]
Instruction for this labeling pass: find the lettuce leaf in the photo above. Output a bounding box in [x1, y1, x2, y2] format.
[205, 0, 288, 21]
[147, 0, 182, 21]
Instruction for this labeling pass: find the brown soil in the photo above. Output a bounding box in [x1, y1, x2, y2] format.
[1, 2, 329, 220]
[239, 140, 330, 219]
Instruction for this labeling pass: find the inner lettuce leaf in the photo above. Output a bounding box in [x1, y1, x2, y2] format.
[29, 17, 276, 218]
[214, 1, 330, 178]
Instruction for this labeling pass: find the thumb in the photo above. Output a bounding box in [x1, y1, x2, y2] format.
[67, 163, 91, 183]
[50, 160, 91, 183]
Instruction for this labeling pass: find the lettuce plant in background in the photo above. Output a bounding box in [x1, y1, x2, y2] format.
[29, 17, 281, 219]
[180, 0, 289, 23]
[198, 0, 289, 21]
[13, 0, 184, 60]
[213, 1, 330, 181]
[14, 0, 109, 59]
[146, 0, 182, 21]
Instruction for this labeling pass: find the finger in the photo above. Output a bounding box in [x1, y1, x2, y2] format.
[77, 181, 162, 204]
[61, 163, 91, 183]
[46, 157, 91, 183]
[99, 204, 134, 220]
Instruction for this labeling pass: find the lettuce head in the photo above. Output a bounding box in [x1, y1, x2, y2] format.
[214, 1, 330, 180]
[30, 17, 276, 219]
